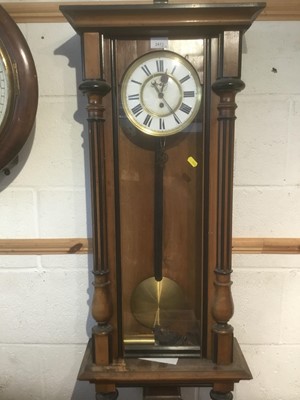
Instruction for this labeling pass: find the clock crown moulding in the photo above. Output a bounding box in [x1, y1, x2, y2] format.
[2, 1, 300, 23]
[0, 5, 38, 174]
[60, 2, 265, 37]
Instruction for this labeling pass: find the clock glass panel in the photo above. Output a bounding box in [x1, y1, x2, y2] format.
[115, 39, 204, 357]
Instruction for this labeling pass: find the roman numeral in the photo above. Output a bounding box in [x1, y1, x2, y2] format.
[179, 75, 190, 84]
[156, 59, 164, 72]
[131, 79, 142, 85]
[143, 114, 153, 127]
[171, 65, 177, 75]
[128, 94, 139, 101]
[131, 103, 143, 117]
[179, 103, 192, 114]
[159, 118, 165, 130]
[141, 64, 151, 76]
[184, 91, 195, 98]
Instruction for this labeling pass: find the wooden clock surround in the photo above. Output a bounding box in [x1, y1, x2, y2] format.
[60, 2, 265, 400]
[0, 5, 38, 173]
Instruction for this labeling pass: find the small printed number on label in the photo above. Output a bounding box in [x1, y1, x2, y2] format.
[150, 37, 168, 49]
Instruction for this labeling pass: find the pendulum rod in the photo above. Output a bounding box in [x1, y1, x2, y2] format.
[153, 137, 167, 282]
[131, 139, 184, 332]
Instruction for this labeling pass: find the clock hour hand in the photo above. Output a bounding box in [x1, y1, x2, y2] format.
[159, 73, 169, 93]
[151, 80, 164, 99]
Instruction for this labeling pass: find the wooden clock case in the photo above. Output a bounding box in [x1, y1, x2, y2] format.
[60, 3, 265, 400]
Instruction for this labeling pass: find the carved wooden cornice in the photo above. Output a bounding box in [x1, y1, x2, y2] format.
[2, 1, 300, 23]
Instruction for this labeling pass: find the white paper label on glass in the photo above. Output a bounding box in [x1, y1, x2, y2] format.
[150, 37, 168, 49]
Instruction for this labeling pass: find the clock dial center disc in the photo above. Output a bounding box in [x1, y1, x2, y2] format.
[141, 73, 182, 118]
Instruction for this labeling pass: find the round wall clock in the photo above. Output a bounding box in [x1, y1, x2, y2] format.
[0, 5, 38, 172]
[121, 50, 202, 137]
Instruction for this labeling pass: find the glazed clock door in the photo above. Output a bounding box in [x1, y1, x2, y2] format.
[112, 39, 205, 357]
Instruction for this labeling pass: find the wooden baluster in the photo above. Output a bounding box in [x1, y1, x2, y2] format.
[210, 29, 245, 369]
[80, 33, 118, 400]
[80, 31, 114, 367]
[80, 79, 119, 400]
[79, 79, 113, 366]
[211, 77, 245, 366]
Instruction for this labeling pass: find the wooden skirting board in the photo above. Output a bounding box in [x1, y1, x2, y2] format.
[0, 238, 299, 255]
[2, 1, 300, 23]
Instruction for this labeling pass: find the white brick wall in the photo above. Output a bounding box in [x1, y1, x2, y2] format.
[232, 20, 300, 400]
[0, 17, 299, 400]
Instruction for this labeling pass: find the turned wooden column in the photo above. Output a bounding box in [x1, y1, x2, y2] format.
[79, 32, 118, 400]
[80, 78, 118, 399]
[79, 78, 112, 359]
[211, 31, 245, 367]
[80, 30, 114, 372]
[79, 31, 114, 366]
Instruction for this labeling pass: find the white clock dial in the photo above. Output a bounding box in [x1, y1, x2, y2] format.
[121, 51, 202, 137]
[0, 53, 11, 129]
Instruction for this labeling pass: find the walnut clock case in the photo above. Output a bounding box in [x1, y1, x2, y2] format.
[0, 5, 38, 174]
[60, 3, 265, 400]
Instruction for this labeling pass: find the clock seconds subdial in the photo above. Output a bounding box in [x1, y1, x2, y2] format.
[121, 51, 202, 137]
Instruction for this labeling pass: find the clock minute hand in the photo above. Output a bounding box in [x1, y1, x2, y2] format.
[151, 80, 182, 123]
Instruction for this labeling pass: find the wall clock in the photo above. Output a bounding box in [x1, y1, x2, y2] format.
[61, 3, 265, 400]
[0, 5, 38, 173]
